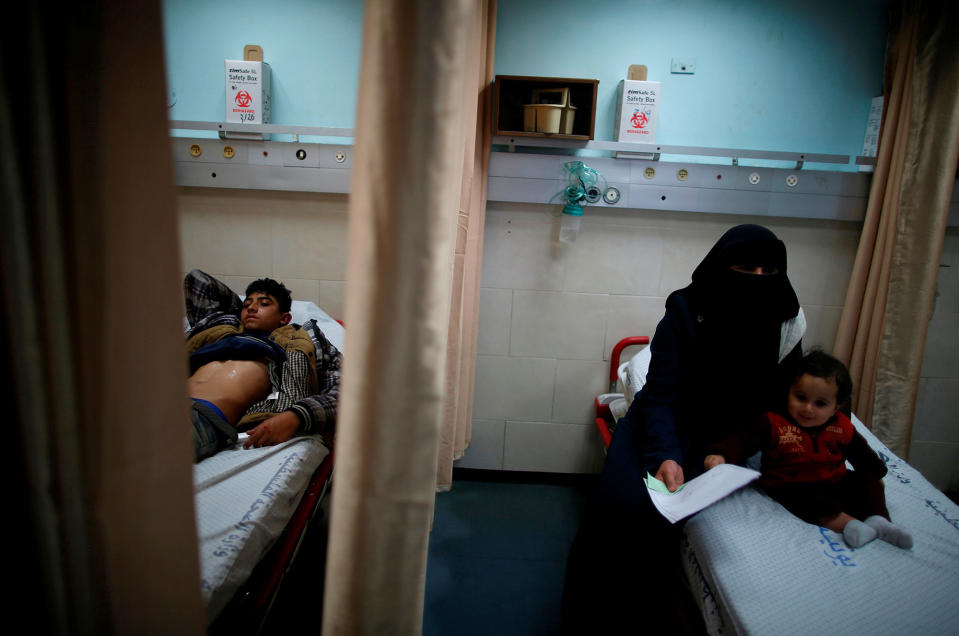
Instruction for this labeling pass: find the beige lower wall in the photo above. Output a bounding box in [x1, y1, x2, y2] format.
[176, 187, 959, 490]
[464, 202, 862, 475]
[909, 227, 959, 492]
[177, 186, 350, 320]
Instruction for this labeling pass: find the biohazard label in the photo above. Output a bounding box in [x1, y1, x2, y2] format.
[617, 80, 659, 143]
[225, 59, 270, 124]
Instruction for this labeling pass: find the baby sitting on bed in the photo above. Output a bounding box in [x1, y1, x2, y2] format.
[704, 350, 913, 550]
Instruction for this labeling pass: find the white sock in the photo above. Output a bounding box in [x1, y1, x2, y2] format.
[842, 519, 877, 548]
[865, 515, 914, 550]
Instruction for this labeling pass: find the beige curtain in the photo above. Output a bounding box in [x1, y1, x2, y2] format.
[437, 0, 497, 492]
[2, 2, 204, 634]
[322, 0, 495, 633]
[834, 0, 959, 458]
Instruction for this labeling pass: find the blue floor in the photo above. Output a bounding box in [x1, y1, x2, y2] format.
[423, 473, 594, 636]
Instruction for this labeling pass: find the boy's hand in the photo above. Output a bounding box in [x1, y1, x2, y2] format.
[655, 459, 685, 493]
[243, 411, 300, 448]
[704, 454, 726, 470]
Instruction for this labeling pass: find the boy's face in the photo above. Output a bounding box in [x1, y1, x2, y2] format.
[241, 292, 291, 333]
[787, 373, 840, 429]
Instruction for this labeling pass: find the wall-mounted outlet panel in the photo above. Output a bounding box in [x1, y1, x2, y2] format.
[670, 58, 696, 74]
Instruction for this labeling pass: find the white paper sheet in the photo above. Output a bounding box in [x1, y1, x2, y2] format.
[645, 463, 760, 524]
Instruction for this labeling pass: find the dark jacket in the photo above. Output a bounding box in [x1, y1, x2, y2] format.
[627, 288, 803, 480]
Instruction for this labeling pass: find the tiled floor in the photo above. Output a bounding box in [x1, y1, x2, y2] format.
[423, 471, 594, 636]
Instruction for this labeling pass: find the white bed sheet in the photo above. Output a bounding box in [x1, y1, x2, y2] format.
[681, 416, 959, 635]
[194, 434, 330, 624]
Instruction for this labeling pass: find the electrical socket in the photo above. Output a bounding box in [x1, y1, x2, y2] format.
[670, 58, 696, 74]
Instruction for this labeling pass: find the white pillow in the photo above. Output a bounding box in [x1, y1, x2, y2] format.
[617, 346, 651, 405]
[290, 300, 345, 353]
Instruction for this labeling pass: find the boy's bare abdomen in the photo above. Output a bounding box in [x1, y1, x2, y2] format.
[188, 360, 271, 425]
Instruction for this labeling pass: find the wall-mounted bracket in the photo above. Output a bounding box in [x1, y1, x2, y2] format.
[614, 151, 660, 161]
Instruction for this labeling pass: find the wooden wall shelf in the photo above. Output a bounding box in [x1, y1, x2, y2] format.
[493, 75, 599, 140]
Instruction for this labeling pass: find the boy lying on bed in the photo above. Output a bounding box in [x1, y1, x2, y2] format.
[184, 269, 341, 462]
[704, 350, 913, 550]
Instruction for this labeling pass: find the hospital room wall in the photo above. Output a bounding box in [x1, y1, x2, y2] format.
[460, 0, 959, 487]
[177, 187, 349, 319]
[465, 207, 861, 474]
[169, 0, 959, 489]
[176, 189, 959, 490]
[467, 209, 958, 490]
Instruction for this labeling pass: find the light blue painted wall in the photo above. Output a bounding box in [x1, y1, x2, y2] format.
[162, 0, 363, 137]
[162, 0, 887, 168]
[495, 0, 888, 170]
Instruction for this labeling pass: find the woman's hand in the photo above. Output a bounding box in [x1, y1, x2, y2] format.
[704, 454, 726, 470]
[655, 459, 685, 493]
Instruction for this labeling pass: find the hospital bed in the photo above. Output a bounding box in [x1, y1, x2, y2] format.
[595, 336, 959, 635]
[194, 301, 345, 633]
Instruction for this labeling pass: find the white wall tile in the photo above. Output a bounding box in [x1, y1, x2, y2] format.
[270, 194, 349, 281]
[510, 291, 609, 360]
[553, 359, 609, 424]
[604, 295, 666, 357]
[454, 419, 505, 470]
[560, 223, 665, 296]
[921, 309, 959, 378]
[178, 190, 273, 275]
[658, 222, 727, 296]
[319, 280, 346, 321]
[933, 263, 959, 315]
[481, 203, 566, 291]
[912, 378, 959, 444]
[283, 278, 321, 307]
[472, 355, 556, 421]
[477, 288, 512, 355]
[220, 275, 258, 298]
[504, 421, 605, 473]
[776, 220, 859, 308]
[801, 304, 842, 352]
[178, 187, 350, 283]
[935, 230, 959, 314]
[908, 441, 959, 492]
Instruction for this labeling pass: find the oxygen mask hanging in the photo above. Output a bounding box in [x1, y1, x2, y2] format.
[552, 161, 607, 244]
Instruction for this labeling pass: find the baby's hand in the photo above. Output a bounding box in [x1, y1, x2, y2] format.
[704, 454, 726, 470]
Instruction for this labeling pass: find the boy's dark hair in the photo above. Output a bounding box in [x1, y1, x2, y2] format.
[245, 278, 293, 313]
[783, 349, 853, 407]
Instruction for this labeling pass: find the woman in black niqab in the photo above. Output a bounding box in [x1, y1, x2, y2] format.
[678, 224, 801, 461]
[561, 224, 803, 635]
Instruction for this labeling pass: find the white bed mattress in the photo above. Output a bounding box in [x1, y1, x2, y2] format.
[194, 434, 330, 623]
[681, 416, 959, 635]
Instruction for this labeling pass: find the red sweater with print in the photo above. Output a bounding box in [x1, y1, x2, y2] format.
[711, 410, 887, 488]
